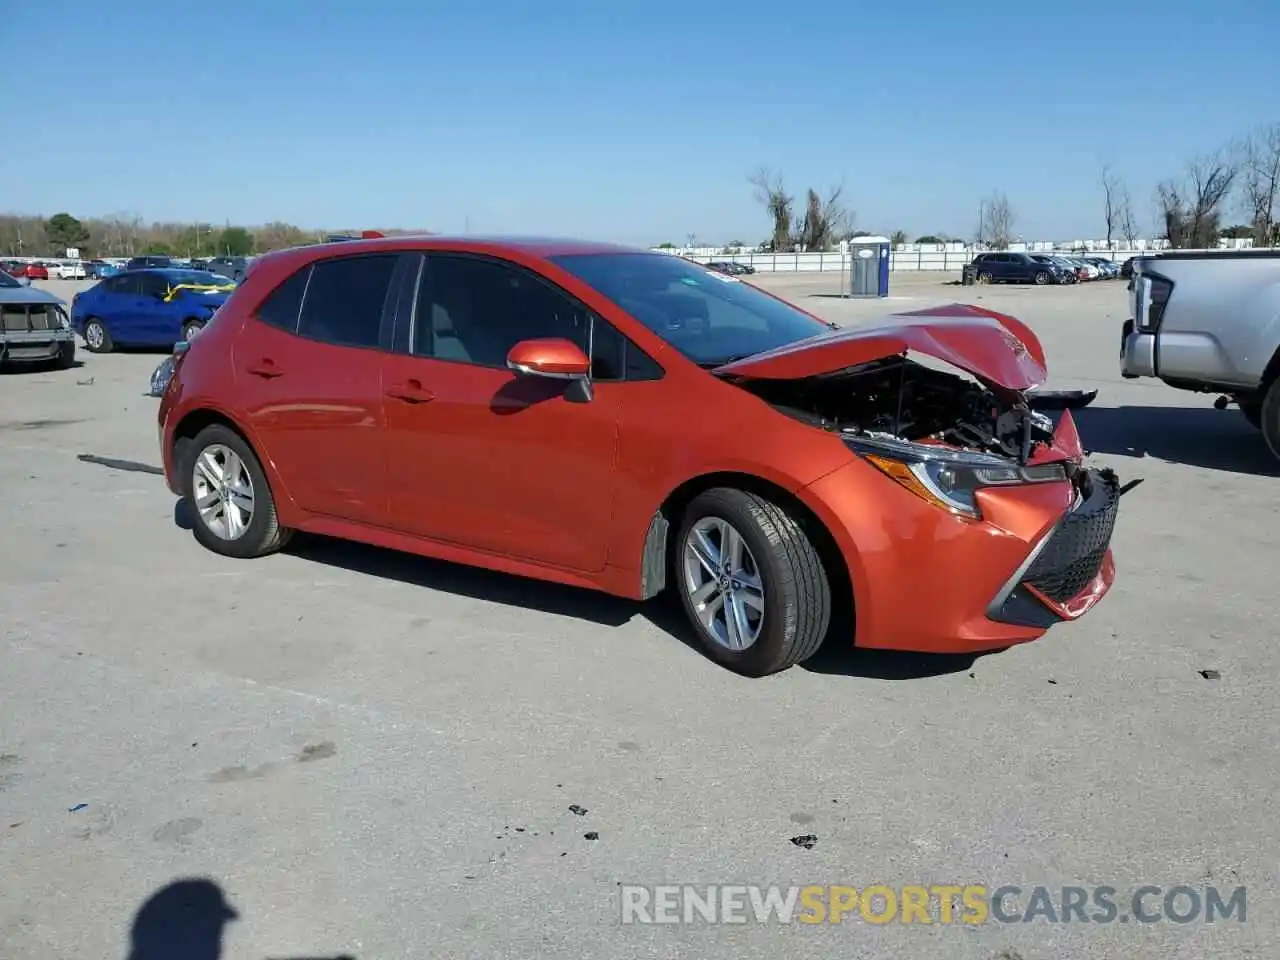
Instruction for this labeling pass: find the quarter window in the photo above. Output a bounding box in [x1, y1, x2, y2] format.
[297, 254, 398, 348]
[255, 266, 311, 333]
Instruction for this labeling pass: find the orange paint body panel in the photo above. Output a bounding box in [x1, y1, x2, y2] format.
[158, 235, 1119, 659]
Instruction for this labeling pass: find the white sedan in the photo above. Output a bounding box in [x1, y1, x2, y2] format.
[55, 262, 87, 280]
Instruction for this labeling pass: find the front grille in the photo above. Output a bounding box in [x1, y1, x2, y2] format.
[1022, 468, 1120, 604]
[1, 305, 57, 332]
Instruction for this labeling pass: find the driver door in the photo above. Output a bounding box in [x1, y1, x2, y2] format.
[381, 253, 626, 573]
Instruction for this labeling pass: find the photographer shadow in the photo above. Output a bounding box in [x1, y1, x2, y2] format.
[127, 878, 354, 960]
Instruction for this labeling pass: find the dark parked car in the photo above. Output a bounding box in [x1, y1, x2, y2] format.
[707, 260, 756, 276]
[127, 255, 174, 271]
[206, 256, 248, 282]
[1029, 255, 1076, 284]
[970, 252, 1058, 285]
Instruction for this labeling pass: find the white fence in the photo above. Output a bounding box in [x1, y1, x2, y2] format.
[672, 248, 1152, 273]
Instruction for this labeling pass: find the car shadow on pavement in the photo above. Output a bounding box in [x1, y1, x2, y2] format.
[1072, 405, 1280, 477]
[126, 877, 355, 960]
[279, 531, 981, 681]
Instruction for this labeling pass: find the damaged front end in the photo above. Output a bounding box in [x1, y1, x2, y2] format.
[727, 355, 1077, 519]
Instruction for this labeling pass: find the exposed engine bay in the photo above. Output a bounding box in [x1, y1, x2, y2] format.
[728, 356, 1057, 462]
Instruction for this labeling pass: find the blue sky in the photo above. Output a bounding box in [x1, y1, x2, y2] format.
[4, 1, 1277, 245]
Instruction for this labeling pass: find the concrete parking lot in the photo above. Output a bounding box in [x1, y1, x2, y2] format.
[2, 274, 1276, 960]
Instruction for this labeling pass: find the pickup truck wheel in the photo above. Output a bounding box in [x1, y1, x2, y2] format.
[675, 488, 831, 677]
[82, 317, 112, 353]
[1261, 382, 1280, 457]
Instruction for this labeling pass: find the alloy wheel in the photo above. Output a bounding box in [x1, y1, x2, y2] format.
[191, 443, 256, 540]
[84, 322, 104, 350]
[682, 516, 766, 651]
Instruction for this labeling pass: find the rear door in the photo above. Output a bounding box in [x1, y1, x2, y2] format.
[235, 252, 406, 526]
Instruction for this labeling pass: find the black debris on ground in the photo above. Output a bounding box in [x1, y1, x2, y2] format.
[568, 804, 588, 816]
[584, 832, 599, 841]
[790, 835, 818, 850]
[1198, 669, 1221, 680]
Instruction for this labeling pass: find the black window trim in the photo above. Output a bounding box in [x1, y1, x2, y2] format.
[251, 252, 406, 351]
[400, 250, 664, 382]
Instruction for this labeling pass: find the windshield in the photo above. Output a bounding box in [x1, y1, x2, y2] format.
[0, 270, 19, 288]
[549, 252, 831, 364]
[166, 270, 234, 287]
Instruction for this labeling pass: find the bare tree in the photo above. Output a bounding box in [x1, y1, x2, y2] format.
[1238, 124, 1280, 246]
[1155, 151, 1237, 248]
[976, 192, 1016, 249]
[1115, 183, 1138, 249]
[1101, 166, 1121, 247]
[749, 168, 794, 252]
[796, 184, 853, 251]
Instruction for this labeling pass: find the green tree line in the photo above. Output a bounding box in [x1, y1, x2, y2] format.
[0, 212, 432, 259]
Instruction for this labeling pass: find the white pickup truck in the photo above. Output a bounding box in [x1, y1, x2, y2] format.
[1120, 250, 1280, 457]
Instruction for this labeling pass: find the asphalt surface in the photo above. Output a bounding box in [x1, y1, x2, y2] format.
[2, 274, 1276, 960]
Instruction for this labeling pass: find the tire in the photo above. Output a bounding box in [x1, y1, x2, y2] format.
[1034, 271, 1050, 285]
[674, 488, 831, 677]
[82, 317, 112, 353]
[977, 271, 993, 284]
[53, 340, 76, 369]
[181, 318, 205, 342]
[1260, 380, 1280, 459]
[182, 423, 293, 559]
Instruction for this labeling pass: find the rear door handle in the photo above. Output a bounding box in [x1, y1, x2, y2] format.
[385, 379, 435, 404]
[246, 358, 284, 379]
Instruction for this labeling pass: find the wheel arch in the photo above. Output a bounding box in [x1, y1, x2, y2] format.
[169, 406, 299, 521]
[640, 470, 855, 634]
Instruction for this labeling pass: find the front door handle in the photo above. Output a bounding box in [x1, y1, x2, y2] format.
[385, 379, 435, 404]
[246, 358, 284, 379]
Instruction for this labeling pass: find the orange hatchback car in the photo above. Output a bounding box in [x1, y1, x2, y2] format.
[155, 236, 1121, 676]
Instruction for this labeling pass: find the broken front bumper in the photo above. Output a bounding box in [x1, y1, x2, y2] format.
[988, 468, 1120, 629]
[0, 329, 75, 363]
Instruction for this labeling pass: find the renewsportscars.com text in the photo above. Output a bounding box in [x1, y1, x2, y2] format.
[619, 884, 1247, 925]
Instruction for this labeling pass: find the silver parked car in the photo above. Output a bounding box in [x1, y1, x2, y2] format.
[0, 270, 76, 369]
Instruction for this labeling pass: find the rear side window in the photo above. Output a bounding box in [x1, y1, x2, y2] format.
[255, 266, 310, 333]
[298, 254, 398, 349]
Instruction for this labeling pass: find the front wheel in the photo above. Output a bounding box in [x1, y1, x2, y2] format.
[1034, 271, 1050, 285]
[976, 271, 993, 284]
[53, 340, 76, 369]
[182, 423, 292, 559]
[675, 488, 831, 677]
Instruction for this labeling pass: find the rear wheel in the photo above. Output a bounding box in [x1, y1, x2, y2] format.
[82, 317, 112, 353]
[674, 488, 831, 677]
[1034, 271, 1050, 285]
[977, 271, 993, 284]
[181, 318, 205, 342]
[183, 424, 292, 559]
[1260, 381, 1280, 458]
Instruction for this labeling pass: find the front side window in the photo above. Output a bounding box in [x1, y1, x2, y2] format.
[296, 254, 398, 349]
[414, 255, 590, 367]
[550, 252, 831, 366]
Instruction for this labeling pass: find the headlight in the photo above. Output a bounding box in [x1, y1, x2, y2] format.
[845, 435, 1067, 518]
[148, 356, 175, 397]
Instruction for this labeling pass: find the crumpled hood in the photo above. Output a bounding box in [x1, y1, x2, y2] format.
[713, 303, 1048, 392]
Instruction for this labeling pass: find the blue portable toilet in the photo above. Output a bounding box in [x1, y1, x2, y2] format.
[848, 235, 891, 298]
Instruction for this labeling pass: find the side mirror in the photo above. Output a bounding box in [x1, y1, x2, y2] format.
[506, 338, 590, 380]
